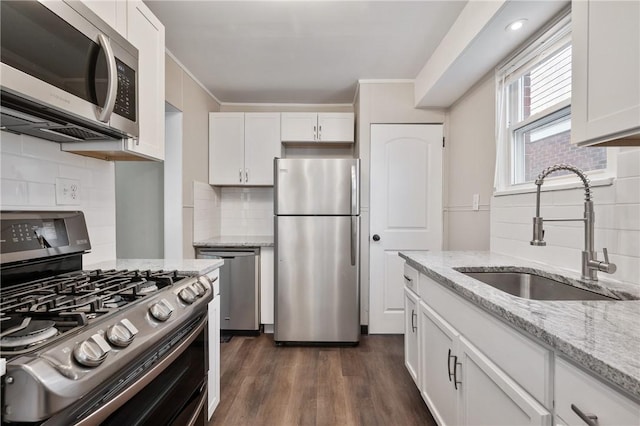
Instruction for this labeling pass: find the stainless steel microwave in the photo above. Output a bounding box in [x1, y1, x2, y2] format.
[0, 0, 138, 143]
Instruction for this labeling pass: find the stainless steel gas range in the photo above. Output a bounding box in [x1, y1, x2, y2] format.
[0, 211, 213, 425]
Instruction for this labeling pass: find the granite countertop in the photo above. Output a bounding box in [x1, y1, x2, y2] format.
[85, 258, 224, 276]
[399, 250, 640, 400]
[193, 235, 274, 248]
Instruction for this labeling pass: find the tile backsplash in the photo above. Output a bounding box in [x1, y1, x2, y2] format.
[0, 132, 116, 264]
[220, 187, 273, 236]
[491, 148, 640, 286]
[193, 181, 221, 241]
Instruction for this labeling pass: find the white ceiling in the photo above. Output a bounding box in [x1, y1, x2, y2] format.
[145, 0, 467, 104]
[146, 0, 569, 106]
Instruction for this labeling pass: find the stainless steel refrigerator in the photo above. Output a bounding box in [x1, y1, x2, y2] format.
[274, 158, 360, 344]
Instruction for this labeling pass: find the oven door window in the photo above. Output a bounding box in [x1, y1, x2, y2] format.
[100, 325, 207, 426]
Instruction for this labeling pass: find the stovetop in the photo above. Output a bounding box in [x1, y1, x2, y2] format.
[0, 269, 191, 356]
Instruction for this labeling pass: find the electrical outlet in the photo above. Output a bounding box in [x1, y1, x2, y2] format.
[56, 178, 81, 205]
[472, 193, 480, 211]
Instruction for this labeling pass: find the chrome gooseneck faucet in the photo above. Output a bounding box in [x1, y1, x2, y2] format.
[531, 163, 616, 281]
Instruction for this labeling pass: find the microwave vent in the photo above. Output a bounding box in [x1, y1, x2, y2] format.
[40, 126, 105, 141]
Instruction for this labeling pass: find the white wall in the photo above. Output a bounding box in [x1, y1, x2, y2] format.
[444, 73, 495, 250]
[491, 147, 640, 286]
[0, 132, 116, 265]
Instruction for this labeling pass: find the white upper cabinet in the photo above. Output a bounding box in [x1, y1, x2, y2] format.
[571, 0, 640, 146]
[126, 0, 165, 160]
[66, 0, 165, 161]
[281, 112, 354, 143]
[81, 0, 127, 35]
[209, 112, 281, 186]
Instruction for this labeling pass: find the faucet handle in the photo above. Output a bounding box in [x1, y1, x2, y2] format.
[600, 248, 617, 274]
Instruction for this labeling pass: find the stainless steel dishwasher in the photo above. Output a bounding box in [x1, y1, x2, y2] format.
[197, 248, 260, 334]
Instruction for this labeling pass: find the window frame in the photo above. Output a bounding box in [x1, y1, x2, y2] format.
[494, 10, 616, 195]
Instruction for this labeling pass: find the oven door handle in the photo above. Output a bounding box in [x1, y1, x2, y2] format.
[74, 315, 207, 426]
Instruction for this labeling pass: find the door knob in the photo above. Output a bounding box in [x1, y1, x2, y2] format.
[372, 234, 380, 241]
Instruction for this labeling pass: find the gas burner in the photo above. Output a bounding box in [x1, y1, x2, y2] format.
[137, 281, 158, 294]
[0, 318, 58, 349]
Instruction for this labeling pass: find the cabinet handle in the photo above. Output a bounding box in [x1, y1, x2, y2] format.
[453, 357, 462, 390]
[403, 275, 412, 282]
[571, 404, 598, 426]
[447, 349, 454, 381]
[318, 124, 322, 140]
[411, 309, 417, 333]
[239, 169, 242, 183]
[245, 169, 249, 182]
[313, 125, 317, 141]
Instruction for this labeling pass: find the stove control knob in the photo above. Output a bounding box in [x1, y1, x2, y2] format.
[178, 286, 197, 304]
[149, 299, 174, 322]
[199, 276, 212, 290]
[73, 334, 111, 367]
[191, 281, 206, 297]
[107, 318, 139, 347]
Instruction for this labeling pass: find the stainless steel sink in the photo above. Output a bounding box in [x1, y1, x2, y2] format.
[460, 271, 618, 301]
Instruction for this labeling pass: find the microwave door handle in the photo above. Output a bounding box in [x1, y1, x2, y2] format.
[96, 34, 118, 123]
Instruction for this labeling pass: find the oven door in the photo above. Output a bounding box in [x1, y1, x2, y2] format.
[44, 315, 208, 426]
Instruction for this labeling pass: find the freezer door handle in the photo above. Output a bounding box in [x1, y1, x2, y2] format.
[351, 164, 357, 215]
[351, 216, 357, 266]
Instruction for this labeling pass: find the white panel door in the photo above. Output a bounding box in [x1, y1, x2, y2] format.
[209, 113, 245, 185]
[244, 113, 281, 185]
[369, 124, 443, 333]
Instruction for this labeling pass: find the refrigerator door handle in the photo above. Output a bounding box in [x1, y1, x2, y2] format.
[351, 165, 357, 215]
[351, 216, 357, 266]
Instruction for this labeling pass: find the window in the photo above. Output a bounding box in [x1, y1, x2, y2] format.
[495, 11, 610, 191]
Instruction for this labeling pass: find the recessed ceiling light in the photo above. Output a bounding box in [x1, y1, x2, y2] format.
[506, 19, 527, 32]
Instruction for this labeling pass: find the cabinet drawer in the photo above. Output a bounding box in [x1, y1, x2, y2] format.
[403, 263, 419, 292]
[419, 274, 552, 408]
[556, 357, 640, 426]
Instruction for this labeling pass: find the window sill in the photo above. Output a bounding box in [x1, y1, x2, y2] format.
[493, 176, 615, 197]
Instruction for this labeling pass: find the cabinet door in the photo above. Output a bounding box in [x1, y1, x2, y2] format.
[404, 288, 420, 387]
[555, 357, 640, 426]
[209, 113, 245, 185]
[458, 337, 551, 426]
[207, 294, 221, 419]
[318, 113, 354, 142]
[82, 0, 126, 35]
[126, 1, 165, 160]
[419, 301, 459, 426]
[281, 112, 317, 142]
[244, 113, 281, 185]
[259, 247, 274, 325]
[572, 0, 640, 145]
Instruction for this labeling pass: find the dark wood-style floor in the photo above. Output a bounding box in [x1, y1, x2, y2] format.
[209, 333, 436, 426]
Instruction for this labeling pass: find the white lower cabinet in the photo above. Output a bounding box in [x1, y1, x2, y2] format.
[259, 247, 274, 326]
[404, 287, 420, 387]
[418, 300, 550, 426]
[555, 357, 640, 426]
[207, 270, 221, 419]
[419, 301, 460, 426]
[458, 337, 551, 425]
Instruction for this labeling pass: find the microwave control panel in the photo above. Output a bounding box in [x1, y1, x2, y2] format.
[114, 59, 136, 122]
